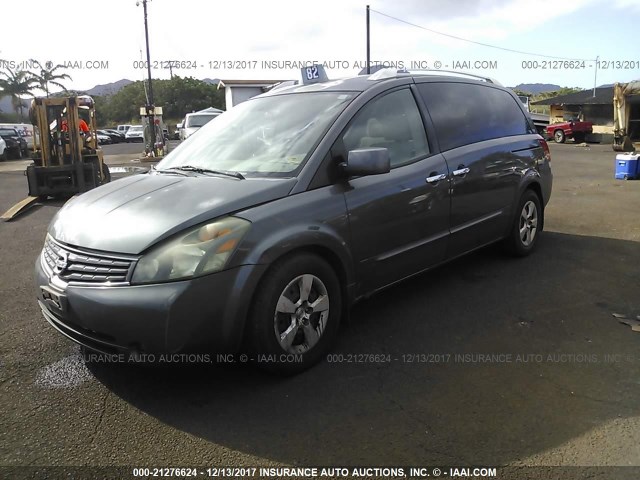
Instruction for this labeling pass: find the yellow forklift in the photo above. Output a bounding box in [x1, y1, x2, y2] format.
[1, 95, 110, 220]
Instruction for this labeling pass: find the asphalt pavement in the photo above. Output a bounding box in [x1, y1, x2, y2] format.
[1, 143, 640, 477]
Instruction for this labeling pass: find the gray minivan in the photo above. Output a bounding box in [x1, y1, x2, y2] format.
[36, 70, 552, 373]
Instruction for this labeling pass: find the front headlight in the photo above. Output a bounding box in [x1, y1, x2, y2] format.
[131, 217, 250, 284]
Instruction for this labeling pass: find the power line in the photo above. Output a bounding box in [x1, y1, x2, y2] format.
[370, 8, 596, 62]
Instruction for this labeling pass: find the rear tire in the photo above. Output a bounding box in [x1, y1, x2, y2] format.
[504, 190, 542, 257]
[554, 130, 565, 143]
[101, 162, 111, 183]
[247, 253, 342, 374]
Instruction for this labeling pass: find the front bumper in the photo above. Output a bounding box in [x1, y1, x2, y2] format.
[35, 253, 266, 355]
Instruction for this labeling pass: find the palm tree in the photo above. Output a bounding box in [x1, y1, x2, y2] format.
[0, 68, 37, 120]
[32, 61, 72, 97]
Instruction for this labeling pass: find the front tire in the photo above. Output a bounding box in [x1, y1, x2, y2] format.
[504, 190, 542, 257]
[554, 130, 565, 143]
[247, 253, 342, 374]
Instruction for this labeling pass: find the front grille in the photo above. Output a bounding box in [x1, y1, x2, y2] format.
[42, 236, 136, 285]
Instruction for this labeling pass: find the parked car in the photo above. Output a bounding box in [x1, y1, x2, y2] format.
[98, 130, 124, 144]
[545, 120, 593, 143]
[96, 132, 112, 145]
[125, 125, 144, 143]
[0, 127, 27, 159]
[0, 123, 35, 150]
[174, 122, 183, 140]
[0, 137, 6, 161]
[117, 124, 133, 136]
[105, 129, 126, 143]
[180, 111, 221, 140]
[35, 70, 552, 374]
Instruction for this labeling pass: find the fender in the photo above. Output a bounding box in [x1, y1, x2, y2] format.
[232, 188, 358, 306]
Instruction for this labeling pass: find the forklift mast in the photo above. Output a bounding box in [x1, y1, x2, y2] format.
[27, 95, 109, 197]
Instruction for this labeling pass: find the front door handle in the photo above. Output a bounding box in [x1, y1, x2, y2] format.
[426, 173, 447, 184]
[452, 167, 470, 177]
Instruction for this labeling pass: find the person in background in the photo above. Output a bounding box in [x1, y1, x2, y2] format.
[78, 117, 90, 133]
[61, 117, 89, 133]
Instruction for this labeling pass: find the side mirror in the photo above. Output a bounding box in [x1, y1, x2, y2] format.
[342, 148, 390, 177]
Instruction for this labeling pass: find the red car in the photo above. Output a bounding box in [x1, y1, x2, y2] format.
[545, 120, 593, 143]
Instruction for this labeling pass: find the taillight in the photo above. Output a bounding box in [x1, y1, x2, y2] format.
[538, 137, 551, 162]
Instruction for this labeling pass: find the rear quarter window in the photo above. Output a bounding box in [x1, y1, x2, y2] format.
[417, 82, 533, 151]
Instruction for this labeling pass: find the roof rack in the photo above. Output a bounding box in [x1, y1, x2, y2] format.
[367, 68, 502, 86]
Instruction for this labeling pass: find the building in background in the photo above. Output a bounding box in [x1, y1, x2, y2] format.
[213, 79, 289, 110]
[532, 87, 615, 144]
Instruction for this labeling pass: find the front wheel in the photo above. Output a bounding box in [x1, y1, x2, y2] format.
[554, 130, 565, 143]
[504, 190, 542, 256]
[247, 253, 342, 374]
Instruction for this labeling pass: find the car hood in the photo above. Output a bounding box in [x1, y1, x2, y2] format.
[49, 173, 297, 254]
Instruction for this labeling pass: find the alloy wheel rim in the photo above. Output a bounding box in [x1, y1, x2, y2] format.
[274, 274, 329, 354]
[519, 200, 538, 247]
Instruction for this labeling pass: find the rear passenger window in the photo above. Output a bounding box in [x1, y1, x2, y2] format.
[342, 89, 429, 168]
[417, 82, 532, 151]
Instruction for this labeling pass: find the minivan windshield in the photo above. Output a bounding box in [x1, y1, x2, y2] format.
[157, 92, 356, 177]
[185, 114, 218, 128]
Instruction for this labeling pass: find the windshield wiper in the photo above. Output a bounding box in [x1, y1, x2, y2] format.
[166, 165, 245, 179]
[153, 168, 190, 176]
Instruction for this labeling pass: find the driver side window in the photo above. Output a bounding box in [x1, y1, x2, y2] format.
[341, 89, 429, 168]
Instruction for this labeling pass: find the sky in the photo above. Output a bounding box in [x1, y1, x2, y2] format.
[1, 0, 639, 93]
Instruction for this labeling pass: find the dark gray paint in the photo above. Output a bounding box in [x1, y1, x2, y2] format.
[36, 72, 553, 355]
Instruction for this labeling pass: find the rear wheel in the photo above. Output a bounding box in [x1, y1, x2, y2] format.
[554, 130, 565, 143]
[101, 162, 111, 183]
[504, 190, 542, 256]
[248, 253, 342, 374]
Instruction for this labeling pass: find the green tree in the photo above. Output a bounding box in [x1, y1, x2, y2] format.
[32, 61, 72, 97]
[533, 87, 582, 101]
[93, 76, 225, 126]
[0, 67, 37, 120]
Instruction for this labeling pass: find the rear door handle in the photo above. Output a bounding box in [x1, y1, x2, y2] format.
[426, 173, 447, 184]
[452, 167, 470, 177]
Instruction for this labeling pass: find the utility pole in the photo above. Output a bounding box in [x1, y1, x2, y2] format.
[139, 0, 156, 153]
[366, 5, 371, 74]
[593, 56, 599, 97]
